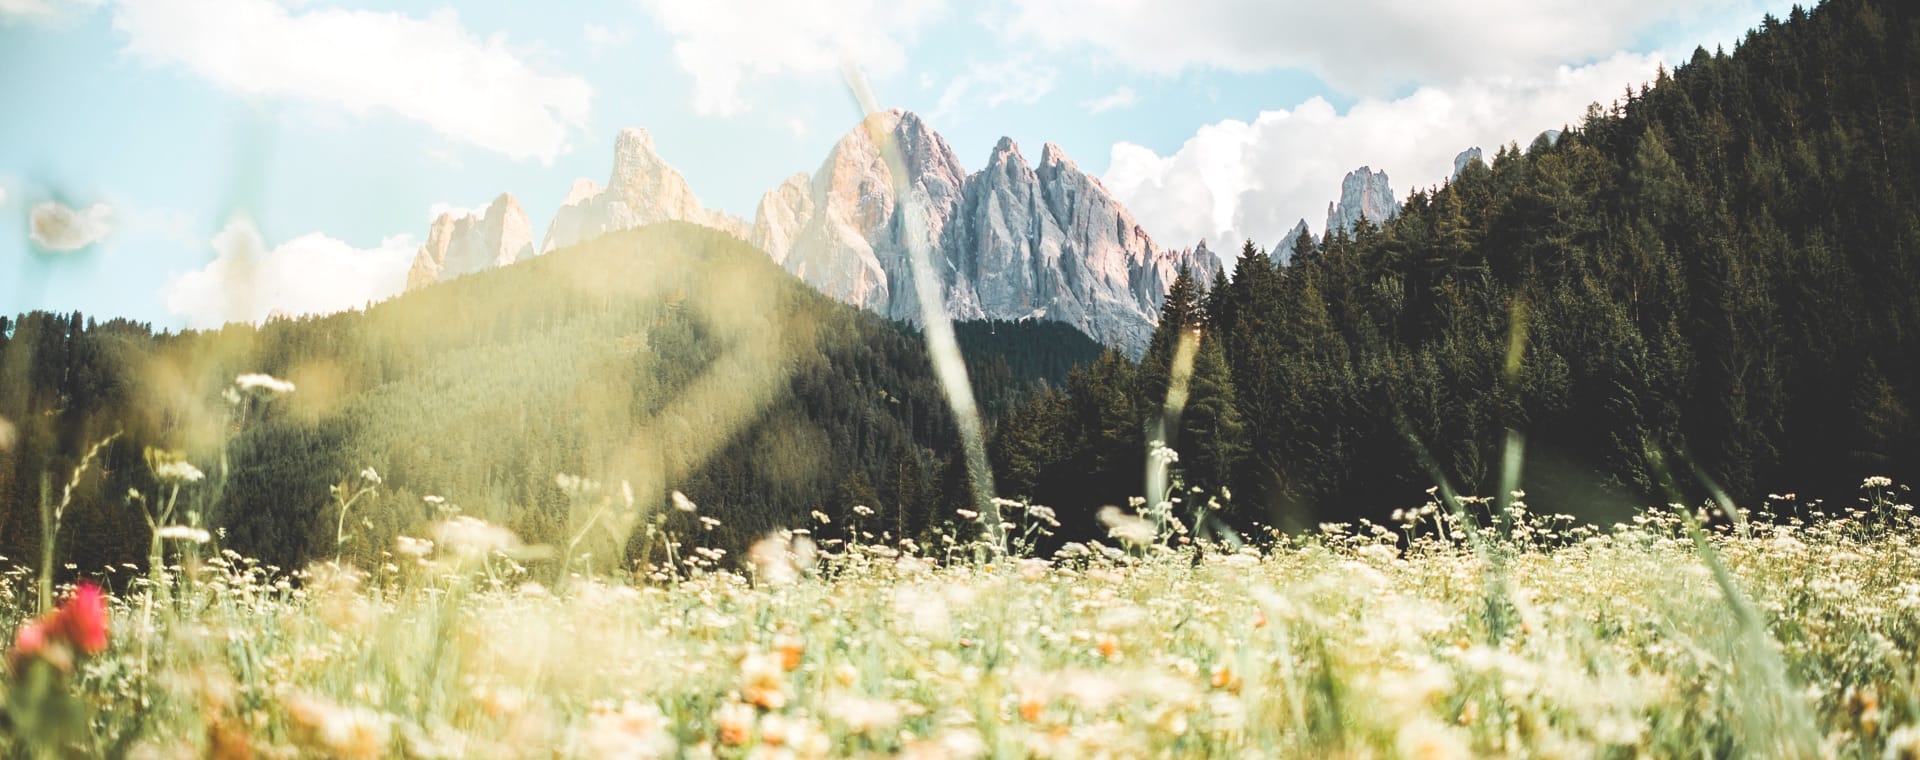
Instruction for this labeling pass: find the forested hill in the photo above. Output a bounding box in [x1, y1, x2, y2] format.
[0, 223, 1098, 573]
[992, 0, 1920, 531]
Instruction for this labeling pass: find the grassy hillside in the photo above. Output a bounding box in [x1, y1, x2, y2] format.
[0, 222, 1102, 574]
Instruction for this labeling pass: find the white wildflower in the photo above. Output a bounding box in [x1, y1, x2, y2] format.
[580, 700, 675, 759]
[555, 473, 599, 495]
[154, 525, 211, 544]
[430, 516, 519, 558]
[235, 373, 296, 394]
[672, 490, 698, 512]
[825, 694, 902, 735]
[1098, 506, 1157, 547]
[153, 459, 205, 484]
[393, 536, 433, 559]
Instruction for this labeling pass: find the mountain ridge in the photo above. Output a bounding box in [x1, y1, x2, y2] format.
[752, 109, 1222, 354]
[405, 111, 1219, 355]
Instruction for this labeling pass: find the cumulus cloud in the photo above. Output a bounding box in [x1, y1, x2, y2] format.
[934, 57, 1058, 120]
[113, 0, 592, 163]
[1083, 85, 1139, 114]
[995, 0, 1760, 97]
[640, 0, 945, 116]
[1101, 52, 1664, 253]
[164, 216, 414, 329]
[583, 23, 629, 58]
[28, 200, 113, 252]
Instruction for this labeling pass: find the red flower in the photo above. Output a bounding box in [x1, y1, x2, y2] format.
[12, 619, 47, 658]
[55, 582, 109, 655]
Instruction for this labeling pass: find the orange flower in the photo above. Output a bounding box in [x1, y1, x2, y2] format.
[714, 702, 754, 746]
[1018, 694, 1044, 722]
[1210, 664, 1242, 693]
[1096, 634, 1120, 660]
[774, 634, 804, 672]
[740, 653, 789, 710]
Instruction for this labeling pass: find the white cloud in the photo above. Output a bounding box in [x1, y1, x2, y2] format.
[934, 58, 1058, 121]
[1083, 85, 1139, 114]
[639, 0, 945, 116]
[995, 0, 1760, 97]
[28, 200, 113, 252]
[0, 184, 7, 207]
[164, 216, 414, 329]
[113, 0, 592, 163]
[583, 23, 629, 58]
[1101, 52, 1664, 252]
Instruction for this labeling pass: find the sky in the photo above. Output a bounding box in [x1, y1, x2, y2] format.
[0, 0, 1802, 330]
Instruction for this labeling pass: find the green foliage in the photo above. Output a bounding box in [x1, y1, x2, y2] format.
[1003, 0, 1920, 530]
[1213, 0, 1920, 522]
[0, 224, 1096, 574]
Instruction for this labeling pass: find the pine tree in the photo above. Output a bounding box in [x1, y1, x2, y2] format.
[1139, 265, 1202, 414]
[1178, 330, 1245, 506]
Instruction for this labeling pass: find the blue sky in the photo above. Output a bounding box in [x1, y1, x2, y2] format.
[0, 0, 1799, 330]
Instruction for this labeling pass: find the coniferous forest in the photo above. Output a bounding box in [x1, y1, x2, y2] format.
[994, 0, 1920, 536]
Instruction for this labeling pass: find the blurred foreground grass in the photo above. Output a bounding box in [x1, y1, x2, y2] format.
[3, 484, 1919, 759]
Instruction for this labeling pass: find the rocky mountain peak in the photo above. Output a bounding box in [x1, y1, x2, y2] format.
[1273, 219, 1313, 265]
[752, 109, 1219, 354]
[561, 178, 602, 206]
[542, 128, 747, 254]
[987, 136, 1025, 167]
[1038, 142, 1074, 169]
[615, 126, 654, 154]
[750, 172, 814, 266]
[405, 193, 533, 291]
[1453, 147, 1484, 180]
[1325, 166, 1398, 235]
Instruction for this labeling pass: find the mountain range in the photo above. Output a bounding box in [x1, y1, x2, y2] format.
[407, 110, 1223, 355]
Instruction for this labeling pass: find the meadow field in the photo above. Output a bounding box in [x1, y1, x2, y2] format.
[2, 474, 1916, 759]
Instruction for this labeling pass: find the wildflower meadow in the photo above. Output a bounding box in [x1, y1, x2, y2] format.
[3, 445, 1918, 758]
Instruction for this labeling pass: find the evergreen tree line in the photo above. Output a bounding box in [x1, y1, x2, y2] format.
[986, 0, 1920, 534]
[0, 224, 1098, 576]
